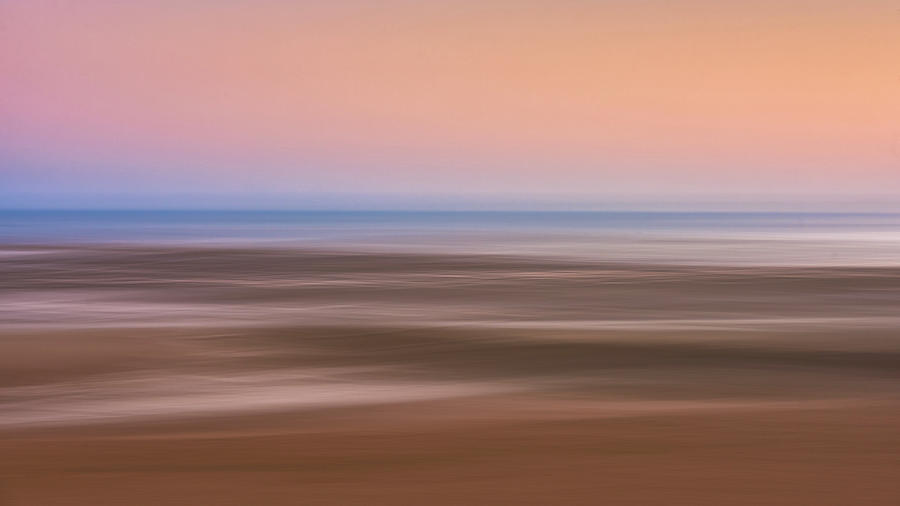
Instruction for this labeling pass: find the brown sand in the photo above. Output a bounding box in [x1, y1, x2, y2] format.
[2, 398, 898, 506]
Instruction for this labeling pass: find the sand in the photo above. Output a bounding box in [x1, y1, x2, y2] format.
[2, 397, 899, 506]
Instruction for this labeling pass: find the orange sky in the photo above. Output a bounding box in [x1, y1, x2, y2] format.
[2, 0, 898, 208]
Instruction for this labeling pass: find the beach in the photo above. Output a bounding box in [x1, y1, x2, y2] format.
[3, 396, 899, 505]
[6, 0, 900, 500]
[1, 213, 899, 504]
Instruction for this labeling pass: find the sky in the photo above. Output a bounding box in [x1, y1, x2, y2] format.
[2, 0, 898, 210]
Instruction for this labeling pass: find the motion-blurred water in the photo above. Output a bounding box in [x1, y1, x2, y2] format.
[3, 210, 900, 265]
[1, 211, 899, 426]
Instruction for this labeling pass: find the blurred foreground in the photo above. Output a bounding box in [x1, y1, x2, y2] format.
[1, 229, 899, 504]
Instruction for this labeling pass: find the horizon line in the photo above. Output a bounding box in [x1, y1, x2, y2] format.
[3, 208, 900, 215]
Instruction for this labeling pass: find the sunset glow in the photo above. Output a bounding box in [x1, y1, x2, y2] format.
[2, 0, 898, 208]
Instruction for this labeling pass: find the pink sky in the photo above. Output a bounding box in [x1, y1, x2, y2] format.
[2, 1, 898, 209]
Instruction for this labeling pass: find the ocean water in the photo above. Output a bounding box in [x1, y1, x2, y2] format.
[2, 210, 900, 265]
[1, 210, 899, 427]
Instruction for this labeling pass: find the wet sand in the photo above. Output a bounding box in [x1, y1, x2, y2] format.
[2, 324, 899, 505]
[2, 398, 899, 506]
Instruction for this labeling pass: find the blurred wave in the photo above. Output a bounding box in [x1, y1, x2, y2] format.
[1, 211, 900, 427]
[3, 210, 900, 265]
